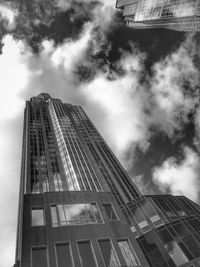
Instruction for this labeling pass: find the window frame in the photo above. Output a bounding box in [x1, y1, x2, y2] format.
[31, 206, 45, 227]
[31, 245, 49, 267]
[76, 239, 98, 267]
[97, 238, 120, 267]
[102, 203, 119, 222]
[50, 202, 103, 227]
[54, 241, 74, 267]
[117, 238, 140, 267]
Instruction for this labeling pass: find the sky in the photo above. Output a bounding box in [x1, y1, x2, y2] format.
[0, 0, 199, 266]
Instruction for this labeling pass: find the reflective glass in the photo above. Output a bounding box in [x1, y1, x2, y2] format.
[172, 223, 189, 238]
[53, 203, 102, 226]
[98, 239, 120, 267]
[147, 249, 169, 267]
[117, 239, 140, 266]
[51, 206, 58, 226]
[164, 241, 189, 266]
[31, 208, 44, 226]
[102, 204, 118, 221]
[182, 235, 200, 258]
[77, 241, 97, 267]
[139, 235, 158, 253]
[56, 243, 74, 267]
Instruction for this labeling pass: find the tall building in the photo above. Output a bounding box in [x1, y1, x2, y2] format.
[116, 0, 200, 31]
[14, 93, 200, 267]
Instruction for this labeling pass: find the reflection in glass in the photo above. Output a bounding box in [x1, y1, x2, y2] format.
[117, 239, 140, 266]
[77, 241, 97, 267]
[32, 247, 48, 267]
[164, 241, 189, 266]
[56, 243, 74, 267]
[102, 204, 118, 221]
[31, 208, 44, 226]
[98, 239, 120, 267]
[51, 203, 102, 227]
[182, 235, 200, 258]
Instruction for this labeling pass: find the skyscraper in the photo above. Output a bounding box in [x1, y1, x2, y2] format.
[116, 0, 200, 31]
[14, 93, 200, 267]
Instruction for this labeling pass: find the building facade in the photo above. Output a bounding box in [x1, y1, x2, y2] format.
[116, 0, 200, 31]
[14, 93, 200, 267]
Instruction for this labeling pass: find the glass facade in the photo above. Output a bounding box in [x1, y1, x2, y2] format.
[25, 93, 140, 205]
[14, 93, 200, 267]
[116, 0, 200, 31]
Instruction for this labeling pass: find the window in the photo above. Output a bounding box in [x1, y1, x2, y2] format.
[51, 203, 102, 227]
[117, 239, 140, 266]
[32, 246, 48, 267]
[31, 208, 44, 226]
[77, 241, 97, 267]
[102, 204, 118, 221]
[55, 243, 74, 267]
[98, 239, 120, 267]
[159, 229, 189, 266]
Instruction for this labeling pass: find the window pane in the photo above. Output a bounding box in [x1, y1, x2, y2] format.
[91, 203, 102, 223]
[77, 241, 97, 267]
[54, 203, 102, 226]
[164, 241, 189, 266]
[51, 206, 58, 226]
[182, 235, 200, 258]
[58, 205, 66, 225]
[117, 239, 140, 266]
[56, 243, 74, 267]
[31, 208, 44, 226]
[32, 247, 48, 267]
[102, 204, 118, 221]
[98, 239, 120, 267]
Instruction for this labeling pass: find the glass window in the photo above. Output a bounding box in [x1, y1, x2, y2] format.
[77, 241, 97, 267]
[51, 206, 58, 226]
[147, 249, 169, 267]
[172, 223, 189, 238]
[55, 243, 74, 267]
[182, 235, 200, 258]
[139, 235, 158, 253]
[102, 204, 118, 221]
[164, 240, 189, 266]
[51, 203, 102, 227]
[159, 229, 189, 266]
[31, 208, 44, 226]
[117, 239, 140, 266]
[98, 239, 120, 267]
[32, 247, 48, 267]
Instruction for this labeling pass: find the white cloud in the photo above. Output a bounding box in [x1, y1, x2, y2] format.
[0, 2, 18, 30]
[153, 147, 200, 202]
[81, 50, 150, 159]
[149, 36, 199, 136]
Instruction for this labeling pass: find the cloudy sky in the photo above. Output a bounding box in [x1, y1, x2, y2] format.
[0, 0, 200, 266]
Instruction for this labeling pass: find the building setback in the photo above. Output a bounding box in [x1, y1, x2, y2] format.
[116, 0, 200, 31]
[13, 93, 200, 267]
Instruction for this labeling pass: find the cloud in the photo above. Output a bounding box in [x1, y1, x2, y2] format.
[148, 35, 199, 137]
[0, 2, 18, 30]
[153, 147, 200, 202]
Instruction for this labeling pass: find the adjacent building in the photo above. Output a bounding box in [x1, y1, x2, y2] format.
[116, 0, 200, 31]
[13, 93, 200, 267]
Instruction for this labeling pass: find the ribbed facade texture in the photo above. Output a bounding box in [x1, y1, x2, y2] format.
[116, 0, 200, 31]
[14, 93, 200, 267]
